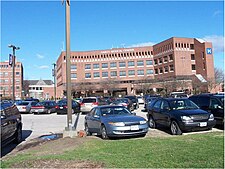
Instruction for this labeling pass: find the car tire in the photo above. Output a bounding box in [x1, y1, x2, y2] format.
[101, 125, 109, 139]
[170, 120, 182, 135]
[14, 126, 22, 143]
[47, 109, 51, 114]
[148, 116, 156, 129]
[85, 123, 92, 136]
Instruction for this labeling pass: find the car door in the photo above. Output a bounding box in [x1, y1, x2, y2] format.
[159, 100, 171, 127]
[151, 100, 162, 124]
[209, 97, 224, 122]
[91, 108, 102, 133]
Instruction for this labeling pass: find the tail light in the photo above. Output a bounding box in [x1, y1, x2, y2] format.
[92, 102, 99, 106]
[64, 106, 68, 108]
[80, 103, 85, 106]
[22, 106, 26, 109]
[55, 105, 59, 109]
[122, 103, 128, 107]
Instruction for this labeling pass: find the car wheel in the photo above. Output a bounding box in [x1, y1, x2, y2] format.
[101, 125, 109, 139]
[47, 109, 51, 114]
[85, 123, 92, 136]
[72, 109, 75, 114]
[148, 116, 156, 129]
[170, 121, 182, 135]
[14, 126, 22, 143]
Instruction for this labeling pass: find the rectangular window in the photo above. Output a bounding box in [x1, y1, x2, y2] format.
[94, 72, 100, 78]
[16, 86, 20, 90]
[159, 67, 163, 74]
[155, 69, 158, 74]
[93, 63, 99, 69]
[128, 70, 135, 76]
[159, 58, 163, 64]
[169, 65, 174, 72]
[16, 72, 20, 75]
[102, 63, 108, 69]
[85, 73, 91, 78]
[164, 66, 168, 73]
[192, 64, 196, 70]
[202, 52, 205, 59]
[137, 70, 144, 75]
[191, 54, 195, 60]
[203, 63, 206, 70]
[102, 72, 108, 77]
[146, 60, 153, 65]
[85, 64, 91, 69]
[110, 62, 117, 68]
[147, 69, 154, 75]
[119, 71, 126, 76]
[169, 54, 173, 61]
[190, 44, 194, 50]
[154, 59, 158, 65]
[163, 56, 168, 63]
[71, 73, 77, 78]
[128, 61, 135, 67]
[71, 64, 77, 70]
[137, 60, 144, 66]
[111, 71, 117, 77]
[119, 62, 126, 68]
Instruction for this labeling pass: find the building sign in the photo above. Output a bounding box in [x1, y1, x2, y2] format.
[101, 48, 135, 54]
[9, 54, 13, 66]
[206, 48, 212, 54]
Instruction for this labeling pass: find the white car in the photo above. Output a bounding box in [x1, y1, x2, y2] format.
[16, 101, 38, 113]
[137, 96, 144, 104]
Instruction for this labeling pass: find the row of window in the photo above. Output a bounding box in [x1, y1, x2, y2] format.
[80, 60, 153, 70]
[175, 42, 194, 49]
[154, 54, 173, 65]
[0, 86, 20, 90]
[154, 43, 173, 55]
[0, 64, 21, 68]
[0, 72, 20, 76]
[29, 87, 43, 90]
[155, 65, 174, 74]
[0, 79, 20, 83]
[71, 69, 154, 79]
[64, 51, 153, 60]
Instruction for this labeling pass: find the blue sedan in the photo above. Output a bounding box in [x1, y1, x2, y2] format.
[84, 105, 149, 139]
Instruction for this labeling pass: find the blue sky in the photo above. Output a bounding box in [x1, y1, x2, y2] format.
[1, 0, 224, 80]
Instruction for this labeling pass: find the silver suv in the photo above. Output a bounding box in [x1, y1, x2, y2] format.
[80, 97, 108, 114]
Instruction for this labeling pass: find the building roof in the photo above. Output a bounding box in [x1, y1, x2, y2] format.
[24, 80, 53, 85]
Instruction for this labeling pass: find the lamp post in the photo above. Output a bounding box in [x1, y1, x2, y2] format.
[8, 44, 20, 102]
[62, 0, 75, 137]
[52, 63, 56, 101]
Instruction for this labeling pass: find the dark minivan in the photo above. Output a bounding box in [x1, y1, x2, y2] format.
[189, 94, 224, 126]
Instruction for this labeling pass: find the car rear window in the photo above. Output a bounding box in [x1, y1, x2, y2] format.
[83, 98, 96, 103]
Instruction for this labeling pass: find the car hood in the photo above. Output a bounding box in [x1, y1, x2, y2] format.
[102, 115, 145, 122]
[173, 109, 209, 116]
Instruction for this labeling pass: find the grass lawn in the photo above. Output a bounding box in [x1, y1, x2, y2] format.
[2, 132, 224, 168]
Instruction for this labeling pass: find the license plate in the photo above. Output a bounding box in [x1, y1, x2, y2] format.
[35, 110, 39, 112]
[60, 107, 63, 109]
[199, 122, 207, 127]
[130, 125, 139, 131]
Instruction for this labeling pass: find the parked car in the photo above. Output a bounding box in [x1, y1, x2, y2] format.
[189, 94, 224, 126]
[170, 92, 188, 98]
[24, 98, 40, 102]
[30, 101, 57, 114]
[84, 105, 148, 139]
[124, 96, 139, 109]
[137, 96, 144, 104]
[55, 99, 80, 115]
[16, 101, 38, 113]
[1, 102, 22, 147]
[147, 98, 216, 135]
[111, 98, 134, 111]
[74, 98, 83, 104]
[80, 97, 108, 114]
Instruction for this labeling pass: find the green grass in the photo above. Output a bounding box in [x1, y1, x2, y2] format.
[2, 132, 224, 168]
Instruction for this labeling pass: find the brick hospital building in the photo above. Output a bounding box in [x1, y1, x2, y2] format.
[55, 37, 214, 98]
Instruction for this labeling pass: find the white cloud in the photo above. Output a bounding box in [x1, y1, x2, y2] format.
[127, 42, 156, 48]
[38, 65, 49, 69]
[36, 54, 45, 59]
[202, 35, 224, 53]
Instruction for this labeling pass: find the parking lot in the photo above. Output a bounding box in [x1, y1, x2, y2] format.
[21, 104, 147, 141]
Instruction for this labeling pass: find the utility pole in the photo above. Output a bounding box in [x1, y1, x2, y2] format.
[62, 0, 76, 137]
[8, 45, 20, 102]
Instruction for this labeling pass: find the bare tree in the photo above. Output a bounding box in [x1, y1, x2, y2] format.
[23, 80, 30, 98]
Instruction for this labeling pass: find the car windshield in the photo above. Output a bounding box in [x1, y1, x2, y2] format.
[115, 99, 128, 103]
[83, 98, 96, 103]
[36, 102, 46, 106]
[169, 99, 199, 110]
[100, 107, 131, 116]
[17, 102, 29, 106]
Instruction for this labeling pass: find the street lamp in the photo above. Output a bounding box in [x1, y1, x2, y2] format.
[52, 63, 56, 101]
[8, 44, 20, 102]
